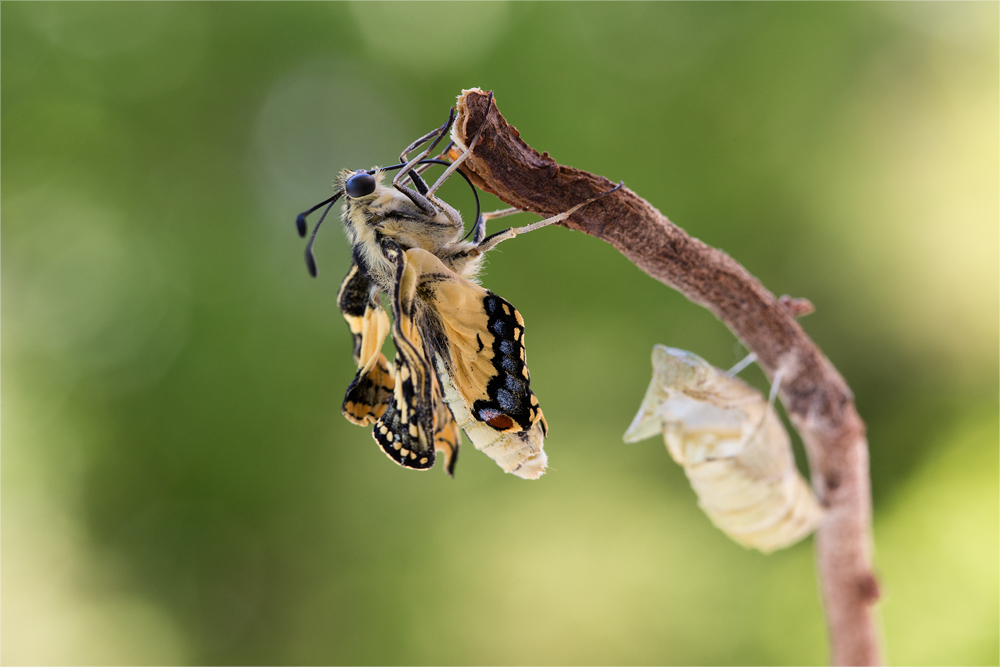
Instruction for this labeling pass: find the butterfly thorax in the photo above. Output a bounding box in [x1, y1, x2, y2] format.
[340, 171, 485, 289]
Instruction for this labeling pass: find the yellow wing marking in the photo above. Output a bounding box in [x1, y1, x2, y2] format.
[434, 398, 461, 477]
[338, 263, 394, 426]
[342, 302, 394, 425]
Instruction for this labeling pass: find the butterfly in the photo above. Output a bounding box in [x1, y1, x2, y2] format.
[295, 92, 621, 479]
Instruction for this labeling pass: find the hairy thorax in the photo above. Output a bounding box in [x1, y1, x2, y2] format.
[341, 180, 485, 290]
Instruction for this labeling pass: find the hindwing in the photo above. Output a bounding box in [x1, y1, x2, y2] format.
[338, 262, 394, 425]
[371, 242, 438, 470]
[434, 398, 461, 477]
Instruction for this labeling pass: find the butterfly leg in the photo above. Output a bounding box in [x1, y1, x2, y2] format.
[392, 110, 454, 198]
[471, 207, 521, 244]
[425, 92, 494, 200]
[474, 183, 623, 255]
[408, 92, 492, 228]
[391, 134, 458, 219]
[395, 108, 456, 195]
[398, 107, 456, 166]
[424, 139, 456, 167]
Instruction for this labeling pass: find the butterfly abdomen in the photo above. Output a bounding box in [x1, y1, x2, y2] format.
[435, 359, 548, 479]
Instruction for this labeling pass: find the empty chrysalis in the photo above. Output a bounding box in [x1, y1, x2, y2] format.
[623, 345, 825, 553]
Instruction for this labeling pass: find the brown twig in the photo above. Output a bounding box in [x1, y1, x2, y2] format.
[451, 89, 881, 666]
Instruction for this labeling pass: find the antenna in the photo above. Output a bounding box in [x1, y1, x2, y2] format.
[302, 192, 342, 277]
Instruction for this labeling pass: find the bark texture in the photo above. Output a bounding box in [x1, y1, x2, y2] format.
[451, 89, 881, 666]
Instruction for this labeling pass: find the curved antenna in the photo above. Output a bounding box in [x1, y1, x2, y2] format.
[295, 191, 342, 238]
[460, 208, 483, 242]
[304, 196, 339, 277]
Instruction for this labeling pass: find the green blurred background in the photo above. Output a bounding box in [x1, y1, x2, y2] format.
[3, 2, 997, 664]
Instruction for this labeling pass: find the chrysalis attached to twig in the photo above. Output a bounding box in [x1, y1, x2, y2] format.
[624, 345, 825, 553]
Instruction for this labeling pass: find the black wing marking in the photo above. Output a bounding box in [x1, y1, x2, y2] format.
[401, 248, 547, 478]
[338, 262, 394, 426]
[408, 251, 545, 436]
[337, 261, 372, 366]
[342, 354, 394, 426]
[372, 242, 437, 470]
[472, 293, 544, 434]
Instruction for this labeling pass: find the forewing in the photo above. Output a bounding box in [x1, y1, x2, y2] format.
[407, 249, 544, 431]
[338, 262, 394, 426]
[471, 292, 544, 432]
[405, 248, 547, 478]
[371, 243, 437, 470]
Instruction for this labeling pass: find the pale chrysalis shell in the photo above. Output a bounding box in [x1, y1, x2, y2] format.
[624, 345, 825, 553]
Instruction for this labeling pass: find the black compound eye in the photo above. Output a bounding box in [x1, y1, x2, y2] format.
[345, 171, 376, 198]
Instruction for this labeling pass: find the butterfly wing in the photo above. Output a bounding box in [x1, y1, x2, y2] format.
[434, 398, 461, 477]
[370, 242, 438, 471]
[338, 262, 394, 426]
[404, 248, 548, 479]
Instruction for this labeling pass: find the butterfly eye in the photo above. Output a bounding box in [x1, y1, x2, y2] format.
[346, 171, 376, 198]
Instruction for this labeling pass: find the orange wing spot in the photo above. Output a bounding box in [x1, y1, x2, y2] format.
[487, 414, 515, 430]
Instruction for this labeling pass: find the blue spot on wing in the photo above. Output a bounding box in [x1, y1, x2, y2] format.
[489, 318, 507, 337]
[472, 292, 539, 433]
